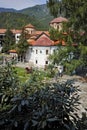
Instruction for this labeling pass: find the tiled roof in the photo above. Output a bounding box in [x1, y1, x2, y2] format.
[54, 40, 66, 46]
[11, 29, 22, 34]
[50, 16, 68, 24]
[36, 31, 49, 36]
[0, 29, 21, 34]
[29, 33, 54, 46]
[9, 49, 17, 53]
[0, 29, 6, 34]
[24, 24, 35, 28]
[28, 31, 49, 40]
[28, 32, 67, 46]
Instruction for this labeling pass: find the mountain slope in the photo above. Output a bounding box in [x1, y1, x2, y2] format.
[0, 7, 17, 12]
[20, 4, 50, 18]
[0, 12, 45, 30]
[19, 4, 54, 29]
[0, 4, 54, 30]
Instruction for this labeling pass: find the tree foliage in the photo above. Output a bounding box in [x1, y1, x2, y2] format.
[2, 29, 15, 53]
[0, 62, 19, 112]
[47, 0, 87, 74]
[47, 0, 87, 36]
[0, 69, 80, 130]
[0, 63, 86, 130]
[16, 30, 29, 59]
[0, 12, 50, 31]
[47, 0, 62, 17]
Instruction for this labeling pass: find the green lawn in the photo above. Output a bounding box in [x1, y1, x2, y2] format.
[15, 67, 30, 83]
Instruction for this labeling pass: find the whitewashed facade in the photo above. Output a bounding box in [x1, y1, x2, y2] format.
[15, 33, 21, 43]
[26, 46, 57, 68]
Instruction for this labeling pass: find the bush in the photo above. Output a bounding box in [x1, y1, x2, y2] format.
[0, 79, 80, 130]
[0, 62, 19, 112]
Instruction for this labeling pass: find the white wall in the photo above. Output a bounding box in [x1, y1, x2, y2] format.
[9, 52, 18, 58]
[26, 46, 57, 68]
[50, 23, 63, 31]
[15, 33, 21, 43]
[25, 28, 35, 35]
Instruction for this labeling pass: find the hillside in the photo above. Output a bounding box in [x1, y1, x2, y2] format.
[0, 4, 54, 30]
[19, 4, 54, 29]
[0, 12, 48, 30]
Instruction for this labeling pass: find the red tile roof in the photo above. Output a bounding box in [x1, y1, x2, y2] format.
[54, 40, 66, 46]
[0, 29, 21, 34]
[11, 29, 22, 34]
[9, 49, 17, 53]
[29, 34, 54, 46]
[24, 24, 35, 28]
[28, 32, 67, 46]
[29, 31, 49, 40]
[50, 16, 68, 24]
[36, 31, 49, 36]
[0, 29, 6, 33]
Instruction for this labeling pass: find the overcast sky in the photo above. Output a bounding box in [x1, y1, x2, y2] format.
[0, 0, 46, 10]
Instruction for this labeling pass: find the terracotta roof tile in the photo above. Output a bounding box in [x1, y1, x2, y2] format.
[0, 29, 6, 33]
[30, 34, 54, 46]
[54, 40, 66, 46]
[9, 49, 17, 53]
[11, 29, 22, 34]
[0, 29, 21, 34]
[24, 24, 35, 28]
[36, 31, 49, 36]
[50, 16, 68, 24]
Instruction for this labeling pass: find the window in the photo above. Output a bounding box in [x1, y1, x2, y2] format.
[36, 50, 38, 54]
[17, 36, 19, 38]
[31, 48, 32, 52]
[31, 48, 34, 52]
[36, 60, 38, 64]
[0, 35, 3, 38]
[46, 50, 48, 55]
[45, 61, 48, 64]
[40, 50, 42, 53]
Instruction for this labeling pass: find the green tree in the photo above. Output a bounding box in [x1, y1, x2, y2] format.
[49, 27, 61, 41]
[0, 70, 80, 129]
[47, 0, 62, 17]
[16, 30, 29, 61]
[49, 28, 86, 74]
[47, 0, 87, 74]
[47, 0, 87, 42]
[2, 29, 15, 53]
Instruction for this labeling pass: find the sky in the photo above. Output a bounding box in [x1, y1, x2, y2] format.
[0, 0, 46, 10]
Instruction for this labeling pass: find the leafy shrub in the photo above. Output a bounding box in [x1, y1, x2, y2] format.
[0, 79, 80, 130]
[0, 62, 19, 112]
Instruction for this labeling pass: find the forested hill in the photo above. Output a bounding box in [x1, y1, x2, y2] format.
[20, 4, 54, 29]
[0, 12, 47, 30]
[0, 4, 54, 30]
